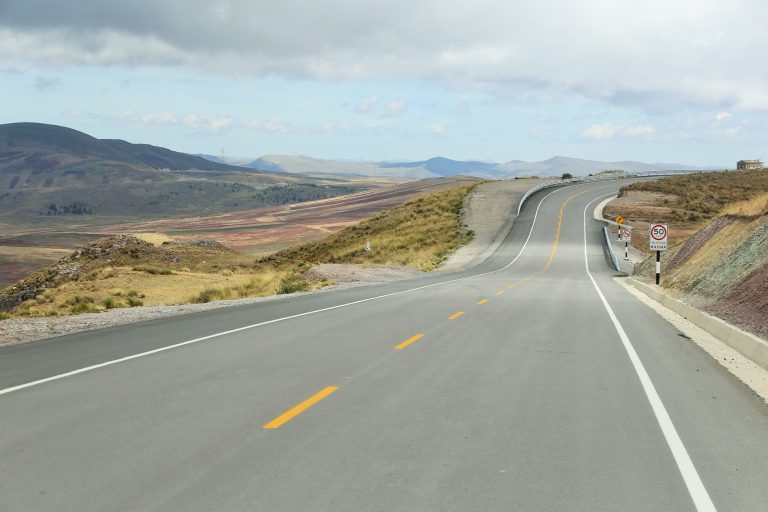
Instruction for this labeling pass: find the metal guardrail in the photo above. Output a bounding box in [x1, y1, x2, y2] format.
[603, 226, 621, 271]
[515, 169, 722, 216]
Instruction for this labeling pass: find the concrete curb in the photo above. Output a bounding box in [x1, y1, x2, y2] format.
[625, 278, 768, 371]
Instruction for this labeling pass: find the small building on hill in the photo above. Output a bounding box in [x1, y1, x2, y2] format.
[737, 159, 763, 170]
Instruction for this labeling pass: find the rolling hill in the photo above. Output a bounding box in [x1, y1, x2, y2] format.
[0, 122, 290, 188]
[0, 123, 363, 220]
[229, 154, 723, 179]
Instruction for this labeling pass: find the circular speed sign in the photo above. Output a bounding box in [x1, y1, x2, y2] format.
[651, 224, 667, 241]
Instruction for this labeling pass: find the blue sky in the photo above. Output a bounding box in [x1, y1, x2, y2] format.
[2, 0, 767, 166]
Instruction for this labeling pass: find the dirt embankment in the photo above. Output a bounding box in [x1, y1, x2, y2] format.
[633, 213, 768, 338]
[440, 178, 545, 271]
[613, 177, 768, 339]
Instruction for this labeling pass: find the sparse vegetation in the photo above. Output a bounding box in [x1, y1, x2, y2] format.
[101, 297, 119, 310]
[620, 170, 768, 221]
[276, 274, 310, 294]
[132, 264, 174, 275]
[68, 295, 97, 314]
[192, 287, 226, 304]
[0, 312, 11, 320]
[1, 184, 476, 317]
[561, 173, 573, 180]
[263, 185, 476, 271]
[125, 296, 144, 307]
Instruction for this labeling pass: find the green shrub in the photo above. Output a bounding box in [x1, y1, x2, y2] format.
[102, 297, 119, 309]
[69, 295, 97, 314]
[277, 274, 309, 294]
[192, 288, 225, 303]
[132, 264, 174, 275]
[125, 296, 144, 307]
[0, 312, 12, 320]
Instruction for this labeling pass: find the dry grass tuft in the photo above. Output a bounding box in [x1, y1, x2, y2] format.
[719, 192, 768, 217]
[621, 170, 768, 221]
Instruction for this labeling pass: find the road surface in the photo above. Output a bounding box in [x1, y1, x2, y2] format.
[1, 181, 767, 511]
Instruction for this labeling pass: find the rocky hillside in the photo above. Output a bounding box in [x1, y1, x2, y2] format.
[635, 195, 768, 338]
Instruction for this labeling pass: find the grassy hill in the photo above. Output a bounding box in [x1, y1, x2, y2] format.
[0, 122, 279, 176]
[0, 183, 476, 318]
[0, 122, 364, 219]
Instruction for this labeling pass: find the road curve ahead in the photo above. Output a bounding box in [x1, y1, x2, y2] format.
[1, 181, 768, 512]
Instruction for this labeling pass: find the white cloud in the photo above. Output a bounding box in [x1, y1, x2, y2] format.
[582, 123, 617, 140]
[714, 112, 731, 122]
[142, 111, 179, 126]
[385, 99, 407, 118]
[622, 125, 654, 137]
[429, 122, 445, 135]
[355, 96, 380, 113]
[3, 1, 768, 111]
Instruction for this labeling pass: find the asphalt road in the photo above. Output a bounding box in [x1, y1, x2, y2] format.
[2, 181, 767, 511]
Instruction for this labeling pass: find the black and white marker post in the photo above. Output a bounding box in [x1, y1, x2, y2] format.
[620, 227, 631, 261]
[649, 223, 668, 285]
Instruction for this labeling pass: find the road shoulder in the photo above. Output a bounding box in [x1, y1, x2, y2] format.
[616, 277, 768, 403]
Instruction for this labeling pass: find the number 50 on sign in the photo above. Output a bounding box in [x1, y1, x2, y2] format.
[649, 224, 668, 251]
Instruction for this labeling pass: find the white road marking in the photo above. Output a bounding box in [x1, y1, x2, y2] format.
[0, 184, 581, 397]
[582, 196, 717, 512]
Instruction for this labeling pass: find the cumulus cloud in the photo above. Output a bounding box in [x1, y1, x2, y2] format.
[385, 99, 407, 118]
[355, 96, 380, 113]
[622, 125, 655, 137]
[582, 123, 655, 140]
[714, 112, 732, 122]
[582, 123, 617, 140]
[2, 1, 768, 111]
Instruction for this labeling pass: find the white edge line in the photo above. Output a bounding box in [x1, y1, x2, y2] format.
[0, 184, 580, 397]
[582, 196, 717, 512]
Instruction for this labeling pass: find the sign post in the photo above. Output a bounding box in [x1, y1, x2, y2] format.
[615, 216, 624, 240]
[649, 224, 668, 285]
[620, 227, 631, 260]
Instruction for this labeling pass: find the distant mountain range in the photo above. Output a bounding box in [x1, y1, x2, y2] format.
[199, 153, 723, 179]
[0, 123, 339, 218]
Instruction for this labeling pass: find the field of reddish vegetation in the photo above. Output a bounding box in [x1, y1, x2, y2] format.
[0, 177, 479, 288]
[93, 177, 479, 254]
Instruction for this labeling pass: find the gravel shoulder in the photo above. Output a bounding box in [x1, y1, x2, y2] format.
[0, 179, 541, 347]
[439, 178, 545, 271]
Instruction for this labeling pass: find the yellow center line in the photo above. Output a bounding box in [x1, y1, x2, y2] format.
[394, 333, 425, 350]
[448, 311, 465, 320]
[495, 290, 504, 296]
[477, 298, 488, 304]
[544, 186, 613, 270]
[263, 386, 339, 429]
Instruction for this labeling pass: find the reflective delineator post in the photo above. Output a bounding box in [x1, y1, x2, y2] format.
[655, 250, 661, 285]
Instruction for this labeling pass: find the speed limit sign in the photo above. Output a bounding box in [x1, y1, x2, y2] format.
[649, 224, 668, 251]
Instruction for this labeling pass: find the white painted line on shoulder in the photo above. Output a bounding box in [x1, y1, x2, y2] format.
[1, 185, 583, 397]
[583, 196, 717, 512]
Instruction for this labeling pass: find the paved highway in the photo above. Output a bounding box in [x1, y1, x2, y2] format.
[1, 181, 767, 511]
